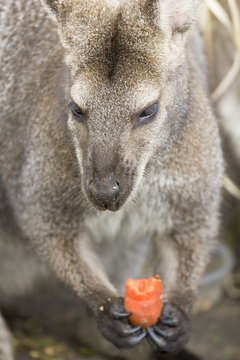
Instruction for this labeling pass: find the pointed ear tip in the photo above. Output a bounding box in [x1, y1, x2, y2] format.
[41, 0, 59, 19]
[41, 0, 59, 12]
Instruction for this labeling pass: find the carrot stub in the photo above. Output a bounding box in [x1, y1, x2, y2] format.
[124, 276, 163, 328]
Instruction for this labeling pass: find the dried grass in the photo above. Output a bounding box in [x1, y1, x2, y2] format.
[203, 0, 240, 101]
[203, 1, 240, 199]
[224, 175, 240, 200]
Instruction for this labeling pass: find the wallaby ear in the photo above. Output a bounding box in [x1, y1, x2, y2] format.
[149, 0, 202, 34]
[41, 0, 61, 19]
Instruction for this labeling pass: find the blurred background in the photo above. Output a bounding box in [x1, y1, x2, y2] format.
[187, 1, 240, 359]
[1, 0, 240, 359]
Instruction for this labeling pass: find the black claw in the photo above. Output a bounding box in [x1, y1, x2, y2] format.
[153, 325, 179, 341]
[146, 327, 167, 348]
[111, 310, 132, 319]
[160, 317, 178, 327]
[122, 324, 143, 336]
[147, 333, 158, 349]
[128, 329, 147, 345]
[152, 325, 165, 337]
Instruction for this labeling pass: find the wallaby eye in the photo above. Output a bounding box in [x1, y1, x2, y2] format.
[69, 101, 85, 121]
[136, 102, 159, 126]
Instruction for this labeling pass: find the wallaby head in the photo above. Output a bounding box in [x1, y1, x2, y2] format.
[42, 0, 202, 211]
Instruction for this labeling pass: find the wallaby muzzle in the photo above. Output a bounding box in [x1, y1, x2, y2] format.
[88, 176, 121, 211]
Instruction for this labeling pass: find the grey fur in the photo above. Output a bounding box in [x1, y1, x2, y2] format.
[0, 0, 223, 358]
[0, 313, 14, 360]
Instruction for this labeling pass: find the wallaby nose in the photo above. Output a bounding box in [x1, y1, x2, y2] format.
[88, 177, 120, 209]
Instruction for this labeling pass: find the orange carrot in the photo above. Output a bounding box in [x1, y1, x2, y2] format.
[124, 276, 163, 328]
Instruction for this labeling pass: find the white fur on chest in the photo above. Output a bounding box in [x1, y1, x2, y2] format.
[84, 209, 153, 294]
[82, 175, 173, 294]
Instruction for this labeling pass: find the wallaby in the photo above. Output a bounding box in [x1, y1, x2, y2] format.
[0, 0, 224, 359]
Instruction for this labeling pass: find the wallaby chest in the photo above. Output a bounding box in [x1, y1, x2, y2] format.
[82, 169, 174, 293]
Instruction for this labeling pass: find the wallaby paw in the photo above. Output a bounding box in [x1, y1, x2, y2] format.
[146, 303, 191, 354]
[97, 297, 147, 349]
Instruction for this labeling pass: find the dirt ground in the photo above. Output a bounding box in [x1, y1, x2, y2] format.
[1, 277, 240, 360]
[189, 296, 240, 360]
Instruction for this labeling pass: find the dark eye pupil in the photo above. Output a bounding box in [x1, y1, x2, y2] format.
[139, 103, 158, 120]
[70, 101, 84, 118]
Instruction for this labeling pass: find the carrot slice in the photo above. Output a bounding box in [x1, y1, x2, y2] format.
[124, 276, 163, 328]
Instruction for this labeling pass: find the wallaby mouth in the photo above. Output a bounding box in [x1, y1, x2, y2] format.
[87, 176, 122, 211]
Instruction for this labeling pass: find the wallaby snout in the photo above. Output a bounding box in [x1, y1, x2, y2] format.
[88, 177, 120, 211]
